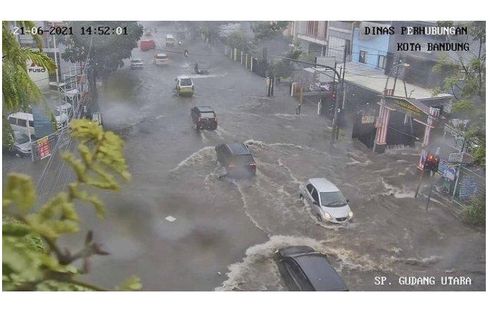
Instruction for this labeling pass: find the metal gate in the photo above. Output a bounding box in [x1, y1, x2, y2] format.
[352, 111, 376, 148]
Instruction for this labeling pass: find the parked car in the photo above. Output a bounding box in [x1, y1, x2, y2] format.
[190, 106, 217, 130]
[175, 76, 194, 96]
[130, 58, 144, 70]
[12, 131, 32, 157]
[154, 53, 169, 66]
[215, 143, 256, 178]
[274, 246, 348, 291]
[140, 39, 156, 51]
[299, 178, 353, 223]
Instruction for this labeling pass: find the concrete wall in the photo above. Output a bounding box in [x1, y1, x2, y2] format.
[352, 27, 390, 70]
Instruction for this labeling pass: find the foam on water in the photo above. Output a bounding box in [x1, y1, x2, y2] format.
[232, 180, 268, 235]
[169, 146, 215, 172]
[273, 113, 298, 120]
[381, 178, 416, 198]
[216, 235, 388, 291]
[346, 158, 371, 166]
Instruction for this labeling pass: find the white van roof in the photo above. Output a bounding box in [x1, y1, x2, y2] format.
[9, 111, 67, 122]
[9, 112, 33, 120]
[166, 34, 175, 39]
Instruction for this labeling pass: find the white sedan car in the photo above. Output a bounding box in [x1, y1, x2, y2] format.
[299, 178, 353, 223]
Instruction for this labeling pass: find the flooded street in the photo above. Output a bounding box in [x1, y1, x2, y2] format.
[3, 23, 485, 291]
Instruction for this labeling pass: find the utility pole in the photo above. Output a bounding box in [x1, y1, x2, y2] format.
[332, 44, 348, 142]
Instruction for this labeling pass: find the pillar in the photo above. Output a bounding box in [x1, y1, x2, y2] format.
[373, 101, 390, 153]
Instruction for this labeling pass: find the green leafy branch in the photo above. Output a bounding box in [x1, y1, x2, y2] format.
[3, 119, 141, 291]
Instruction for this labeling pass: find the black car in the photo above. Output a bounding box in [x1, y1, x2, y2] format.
[274, 246, 348, 291]
[190, 106, 217, 130]
[215, 143, 256, 178]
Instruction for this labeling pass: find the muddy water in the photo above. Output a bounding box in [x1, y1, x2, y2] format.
[3, 23, 484, 290]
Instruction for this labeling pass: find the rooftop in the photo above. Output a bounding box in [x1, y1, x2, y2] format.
[318, 62, 453, 100]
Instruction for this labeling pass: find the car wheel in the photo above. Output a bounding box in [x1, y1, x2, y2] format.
[316, 214, 322, 222]
[299, 194, 303, 200]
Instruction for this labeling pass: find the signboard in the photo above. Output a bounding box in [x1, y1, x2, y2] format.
[448, 152, 464, 163]
[444, 167, 457, 181]
[361, 115, 375, 124]
[31, 133, 58, 161]
[393, 99, 423, 117]
[315, 56, 337, 68]
[27, 60, 49, 90]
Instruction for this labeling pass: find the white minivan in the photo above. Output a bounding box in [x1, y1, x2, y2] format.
[8, 111, 69, 136]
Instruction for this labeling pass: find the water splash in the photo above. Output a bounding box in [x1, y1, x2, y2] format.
[169, 146, 215, 172]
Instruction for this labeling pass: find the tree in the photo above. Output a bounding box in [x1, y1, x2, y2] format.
[433, 21, 486, 165]
[2, 21, 56, 148]
[3, 119, 141, 291]
[252, 22, 289, 40]
[225, 30, 252, 52]
[61, 22, 143, 81]
[272, 45, 303, 79]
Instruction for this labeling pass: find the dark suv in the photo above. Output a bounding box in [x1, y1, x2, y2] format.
[215, 143, 256, 178]
[190, 106, 217, 130]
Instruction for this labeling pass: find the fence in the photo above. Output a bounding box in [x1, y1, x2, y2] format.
[224, 45, 268, 77]
[452, 166, 485, 207]
[431, 123, 486, 207]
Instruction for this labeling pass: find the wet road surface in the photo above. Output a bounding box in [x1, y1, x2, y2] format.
[3, 22, 485, 291]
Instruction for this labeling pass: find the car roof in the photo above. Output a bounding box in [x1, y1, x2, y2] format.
[226, 143, 251, 155]
[195, 106, 214, 113]
[308, 178, 339, 192]
[156, 53, 168, 56]
[278, 246, 316, 257]
[293, 254, 347, 291]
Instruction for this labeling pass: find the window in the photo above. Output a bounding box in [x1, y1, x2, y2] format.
[17, 119, 27, 127]
[359, 50, 367, 64]
[8, 117, 16, 124]
[306, 184, 314, 194]
[28, 121, 34, 127]
[180, 78, 192, 86]
[307, 21, 319, 37]
[320, 191, 347, 207]
[311, 188, 319, 203]
[377, 55, 386, 69]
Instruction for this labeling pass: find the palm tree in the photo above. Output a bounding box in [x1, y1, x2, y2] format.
[2, 21, 56, 148]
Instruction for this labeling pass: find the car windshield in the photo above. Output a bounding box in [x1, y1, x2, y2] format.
[180, 78, 192, 86]
[15, 133, 30, 144]
[320, 191, 347, 207]
[200, 112, 215, 118]
[131, 59, 142, 63]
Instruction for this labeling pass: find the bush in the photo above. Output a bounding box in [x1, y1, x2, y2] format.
[463, 195, 485, 226]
